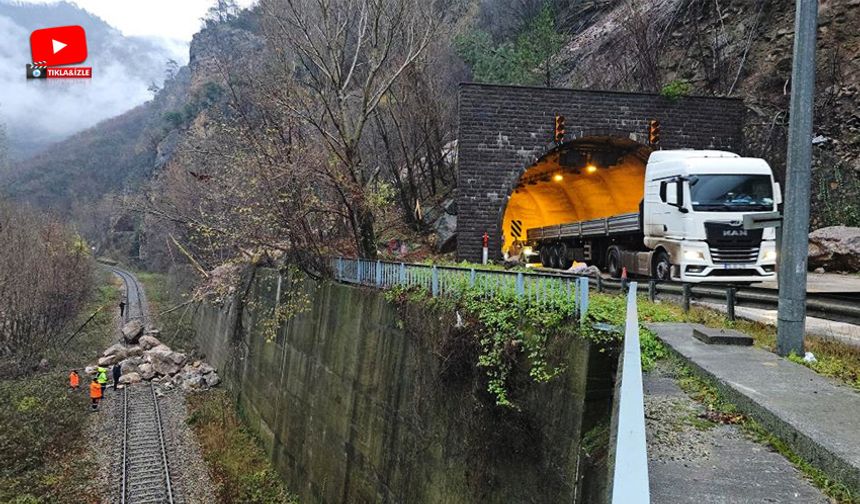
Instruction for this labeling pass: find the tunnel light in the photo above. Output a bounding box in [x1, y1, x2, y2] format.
[553, 173, 564, 182]
[585, 164, 598, 174]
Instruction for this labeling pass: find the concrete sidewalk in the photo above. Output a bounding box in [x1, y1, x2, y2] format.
[645, 360, 827, 503]
[697, 301, 860, 348]
[649, 323, 860, 495]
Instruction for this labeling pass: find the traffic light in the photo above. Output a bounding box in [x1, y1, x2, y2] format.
[554, 114, 566, 143]
[648, 119, 661, 146]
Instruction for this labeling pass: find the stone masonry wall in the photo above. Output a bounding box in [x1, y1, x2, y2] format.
[456, 83, 747, 262]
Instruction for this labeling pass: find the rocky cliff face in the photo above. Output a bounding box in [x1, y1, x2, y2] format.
[555, 0, 860, 228]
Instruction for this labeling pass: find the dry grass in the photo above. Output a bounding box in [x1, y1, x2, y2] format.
[641, 299, 860, 390]
[185, 390, 298, 504]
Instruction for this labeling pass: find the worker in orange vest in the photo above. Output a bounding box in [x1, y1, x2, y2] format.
[89, 378, 103, 411]
[69, 370, 80, 391]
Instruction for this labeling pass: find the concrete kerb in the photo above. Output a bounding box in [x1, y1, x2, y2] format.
[648, 323, 860, 495]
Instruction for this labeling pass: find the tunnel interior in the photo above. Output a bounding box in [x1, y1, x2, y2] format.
[501, 136, 652, 254]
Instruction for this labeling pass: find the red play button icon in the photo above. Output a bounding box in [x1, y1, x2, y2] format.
[30, 25, 88, 66]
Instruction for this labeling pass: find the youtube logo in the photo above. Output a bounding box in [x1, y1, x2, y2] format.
[30, 25, 88, 66]
[27, 25, 92, 79]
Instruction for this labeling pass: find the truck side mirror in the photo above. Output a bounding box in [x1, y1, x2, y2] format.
[664, 180, 688, 213]
[665, 182, 678, 205]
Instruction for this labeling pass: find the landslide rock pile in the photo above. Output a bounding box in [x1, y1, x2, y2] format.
[808, 226, 860, 272]
[91, 321, 220, 391]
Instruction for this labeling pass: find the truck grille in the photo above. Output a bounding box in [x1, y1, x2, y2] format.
[710, 246, 760, 264]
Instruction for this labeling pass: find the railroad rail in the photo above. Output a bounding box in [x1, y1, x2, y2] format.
[110, 267, 146, 324]
[121, 384, 176, 504]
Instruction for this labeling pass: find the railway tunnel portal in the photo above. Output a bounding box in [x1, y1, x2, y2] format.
[456, 83, 747, 263]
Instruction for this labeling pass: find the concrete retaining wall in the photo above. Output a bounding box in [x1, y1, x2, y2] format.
[193, 268, 612, 503]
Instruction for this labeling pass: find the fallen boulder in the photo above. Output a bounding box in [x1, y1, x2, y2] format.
[139, 335, 162, 351]
[138, 363, 156, 381]
[103, 344, 127, 359]
[203, 372, 221, 388]
[120, 356, 144, 375]
[119, 372, 141, 385]
[145, 348, 187, 376]
[125, 346, 144, 358]
[434, 213, 457, 253]
[122, 319, 144, 344]
[98, 355, 121, 367]
[808, 226, 860, 272]
[149, 344, 172, 354]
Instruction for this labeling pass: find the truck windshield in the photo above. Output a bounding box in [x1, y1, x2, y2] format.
[689, 174, 774, 212]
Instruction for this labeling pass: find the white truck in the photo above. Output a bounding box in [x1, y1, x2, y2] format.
[527, 150, 780, 283]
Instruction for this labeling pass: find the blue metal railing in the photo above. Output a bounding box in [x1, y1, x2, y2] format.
[610, 282, 650, 504]
[331, 257, 589, 318]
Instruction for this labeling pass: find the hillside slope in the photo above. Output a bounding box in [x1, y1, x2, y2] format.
[3, 0, 859, 249]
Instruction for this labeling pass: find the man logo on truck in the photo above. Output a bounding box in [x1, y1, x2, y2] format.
[722, 229, 748, 237]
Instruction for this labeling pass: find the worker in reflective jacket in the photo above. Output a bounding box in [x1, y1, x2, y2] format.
[89, 378, 102, 410]
[69, 369, 80, 390]
[96, 366, 108, 395]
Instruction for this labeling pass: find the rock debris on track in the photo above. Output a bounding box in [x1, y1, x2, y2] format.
[88, 267, 216, 504]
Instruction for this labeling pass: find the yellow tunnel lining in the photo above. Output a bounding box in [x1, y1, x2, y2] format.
[502, 146, 647, 253]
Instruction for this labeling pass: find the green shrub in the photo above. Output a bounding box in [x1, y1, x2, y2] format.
[660, 79, 692, 100]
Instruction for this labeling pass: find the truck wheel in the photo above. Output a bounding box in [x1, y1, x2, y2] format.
[540, 247, 549, 268]
[557, 243, 572, 270]
[607, 247, 622, 279]
[654, 250, 672, 281]
[549, 245, 561, 269]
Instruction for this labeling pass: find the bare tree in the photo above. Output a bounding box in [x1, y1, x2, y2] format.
[259, 0, 438, 258]
[0, 202, 92, 375]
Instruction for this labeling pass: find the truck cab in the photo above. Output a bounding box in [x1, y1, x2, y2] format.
[643, 150, 780, 283]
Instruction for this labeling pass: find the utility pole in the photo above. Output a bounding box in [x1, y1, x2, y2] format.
[777, 0, 818, 356]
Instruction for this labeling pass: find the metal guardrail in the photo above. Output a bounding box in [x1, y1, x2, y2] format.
[610, 282, 650, 504]
[531, 268, 860, 326]
[331, 257, 590, 320]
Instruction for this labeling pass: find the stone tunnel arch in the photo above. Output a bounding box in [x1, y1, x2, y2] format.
[456, 83, 746, 262]
[497, 133, 652, 255]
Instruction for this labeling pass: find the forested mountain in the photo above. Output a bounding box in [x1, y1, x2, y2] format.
[0, 0, 183, 160]
[2, 0, 859, 269]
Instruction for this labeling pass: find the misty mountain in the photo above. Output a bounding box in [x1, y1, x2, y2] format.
[0, 0, 185, 160]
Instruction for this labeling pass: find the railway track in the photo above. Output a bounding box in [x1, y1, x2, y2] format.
[121, 383, 177, 504]
[108, 266, 179, 503]
[110, 267, 147, 324]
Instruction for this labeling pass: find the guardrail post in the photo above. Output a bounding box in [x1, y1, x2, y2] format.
[376, 260, 382, 287]
[597, 276, 603, 293]
[516, 272, 524, 297]
[399, 263, 406, 286]
[682, 283, 691, 313]
[337, 257, 343, 281]
[726, 287, 736, 321]
[579, 277, 589, 323]
[432, 266, 439, 297]
[469, 268, 476, 288]
[648, 280, 656, 302]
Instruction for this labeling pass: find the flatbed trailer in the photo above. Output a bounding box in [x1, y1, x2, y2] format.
[526, 212, 641, 241]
